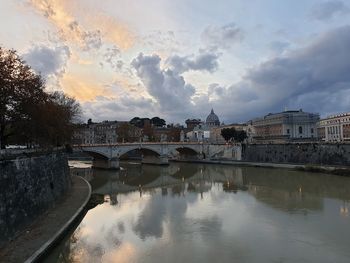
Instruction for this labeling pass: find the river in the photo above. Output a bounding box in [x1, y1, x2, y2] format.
[44, 161, 350, 263]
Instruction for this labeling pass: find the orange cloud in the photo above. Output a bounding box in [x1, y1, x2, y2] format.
[28, 0, 134, 50]
[84, 14, 134, 50]
[61, 74, 113, 101]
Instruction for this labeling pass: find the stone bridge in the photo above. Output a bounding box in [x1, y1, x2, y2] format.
[76, 142, 241, 169]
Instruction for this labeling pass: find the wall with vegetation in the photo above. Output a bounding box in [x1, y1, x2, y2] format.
[0, 151, 71, 246]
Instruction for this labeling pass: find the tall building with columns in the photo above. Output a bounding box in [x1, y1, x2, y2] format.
[251, 109, 319, 143]
[318, 112, 350, 142]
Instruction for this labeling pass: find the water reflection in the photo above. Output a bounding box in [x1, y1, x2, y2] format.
[45, 162, 350, 263]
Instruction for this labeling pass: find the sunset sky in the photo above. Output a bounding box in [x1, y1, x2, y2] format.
[1, 0, 350, 123]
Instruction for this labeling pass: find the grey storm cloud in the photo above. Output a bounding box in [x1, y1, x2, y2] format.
[201, 23, 243, 49]
[131, 53, 196, 115]
[310, 0, 349, 21]
[206, 25, 350, 122]
[22, 45, 71, 79]
[165, 50, 220, 74]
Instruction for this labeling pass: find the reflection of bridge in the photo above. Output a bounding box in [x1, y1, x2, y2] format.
[77, 143, 242, 169]
[91, 164, 245, 197]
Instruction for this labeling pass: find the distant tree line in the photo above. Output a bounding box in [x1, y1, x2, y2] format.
[0, 46, 81, 149]
[221, 128, 247, 143]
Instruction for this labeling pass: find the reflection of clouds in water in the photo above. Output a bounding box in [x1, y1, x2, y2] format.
[58, 202, 140, 262]
[132, 194, 169, 239]
[132, 187, 224, 244]
[118, 221, 125, 234]
[105, 222, 123, 248]
[68, 237, 136, 263]
[102, 242, 137, 263]
[64, 226, 106, 263]
[132, 188, 203, 240]
[58, 163, 350, 262]
[197, 216, 222, 235]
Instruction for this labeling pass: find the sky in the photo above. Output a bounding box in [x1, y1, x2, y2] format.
[1, 0, 350, 124]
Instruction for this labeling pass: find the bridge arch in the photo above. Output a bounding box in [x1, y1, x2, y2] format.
[118, 146, 161, 159]
[81, 148, 119, 169]
[82, 149, 110, 160]
[173, 146, 205, 159]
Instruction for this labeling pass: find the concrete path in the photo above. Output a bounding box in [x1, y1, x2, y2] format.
[0, 176, 91, 263]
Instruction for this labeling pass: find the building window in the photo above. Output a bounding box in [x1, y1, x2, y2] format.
[287, 129, 290, 134]
[311, 128, 314, 134]
[299, 126, 303, 134]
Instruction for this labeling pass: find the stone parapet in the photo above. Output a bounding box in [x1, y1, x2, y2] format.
[0, 151, 71, 247]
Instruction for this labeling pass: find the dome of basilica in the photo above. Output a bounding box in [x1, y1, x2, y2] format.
[206, 109, 220, 127]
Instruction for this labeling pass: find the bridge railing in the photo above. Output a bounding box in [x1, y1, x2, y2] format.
[74, 142, 229, 147]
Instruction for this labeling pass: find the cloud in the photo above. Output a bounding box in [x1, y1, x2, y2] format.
[102, 45, 123, 71]
[131, 53, 196, 117]
[205, 25, 350, 121]
[22, 44, 71, 79]
[60, 74, 113, 101]
[310, 0, 349, 21]
[27, 0, 134, 50]
[68, 20, 103, 50]
[201, 23, 243, 49]
[141, 30, 181, 54]
[83, 13, 134, 50]
[208, 83, 224, 97]
[165, 49, 220, 74]
[132, 24, 350, 123]
[82, 95, 156, 121]
[52, 25, 350, 124]
[130, 49, 221, 119]
[268, 41, 290, 55]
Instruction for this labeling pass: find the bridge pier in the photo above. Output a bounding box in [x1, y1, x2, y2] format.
[142, 155, 169, 165]
[92, 157, 120, 170]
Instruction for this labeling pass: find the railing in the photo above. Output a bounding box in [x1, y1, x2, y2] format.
[74, 142, 230, 147]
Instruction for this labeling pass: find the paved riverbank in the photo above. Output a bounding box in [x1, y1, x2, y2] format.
[0, 176, 91, 263]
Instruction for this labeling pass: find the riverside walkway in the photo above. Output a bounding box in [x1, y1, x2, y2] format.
[0, 176, 91, 263]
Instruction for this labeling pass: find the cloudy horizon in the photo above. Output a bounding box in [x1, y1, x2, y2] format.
[2, 0, 350, 124]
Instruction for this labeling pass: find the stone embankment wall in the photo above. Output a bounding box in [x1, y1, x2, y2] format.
[0, 151, 71, 247]
[242, 143, 350, 165]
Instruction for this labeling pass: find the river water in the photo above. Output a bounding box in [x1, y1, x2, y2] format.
[45, 161, 350, 263]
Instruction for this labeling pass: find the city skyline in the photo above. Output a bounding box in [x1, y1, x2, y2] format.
[1, 0, 350, 123]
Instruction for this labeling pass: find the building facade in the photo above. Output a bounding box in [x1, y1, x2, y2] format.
[186, 123, 211, 142]
[186, 109, 222, 142]
[73, 121, 118, 145]
[318, 112, 350, 142]
[251, 109, 319, 143]
[185, 119, 202, 130]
